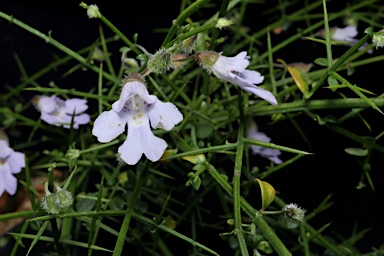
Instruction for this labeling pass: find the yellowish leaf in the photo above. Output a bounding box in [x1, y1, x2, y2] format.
[287, 66, 309, 95]
[255, 178, 276, 211]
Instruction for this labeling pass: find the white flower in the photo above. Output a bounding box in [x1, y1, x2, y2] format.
[372, 29, 384, 49]
[0, 140, 25, 196]
[283, 203, 305, 224]
[33, 95, 90, 129]
[87, 4, 101, 19]
[92, 73, 183, 165]
[331, 25, 358, 42]
[246, 120, 282, 164]
[195, 51, 277, 105]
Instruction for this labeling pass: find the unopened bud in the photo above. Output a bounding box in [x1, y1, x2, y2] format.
[41, 183, 60, 214]
[66, 148, 80, 160]
[87, 4, 101, 19]
[181, 35, 197, 54]
[372, 29, 384, 49]
[215, 17, 233, 30]
[147, 48, 172, 74]
[282, 203, 305, 224]
[54, 183, 73, 208]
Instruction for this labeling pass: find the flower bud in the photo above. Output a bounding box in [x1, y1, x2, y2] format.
[282, 203, 305, 224]
[147, 47, 172, 74]
[215, 17, 233, 30]
[194, 51, 220, 72]
[66, 148, 80, 160]
[54, 183, 73, 208]
[180, 35, 197, 54]
[41, 183, 60, 214]
[91, 47, 105, 62]
[87, 4, 101, 19]
[372, 29, 384, 49]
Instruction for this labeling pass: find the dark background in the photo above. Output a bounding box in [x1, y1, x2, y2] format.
[1, 0, 383, 254]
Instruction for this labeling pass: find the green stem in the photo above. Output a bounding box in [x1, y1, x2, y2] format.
[0, 11, 116, 83]
[206, 163, 291, 255]
[99, 15, 141, 55]
[322, 0, 333, 68]
[209, 0, 230, 50]
[233, 89, 248, 255]
[306, 34, 369, 98]
[162, 0, 211, 46]
[112, 164, 148, 256]
[245, 97, 384, 117]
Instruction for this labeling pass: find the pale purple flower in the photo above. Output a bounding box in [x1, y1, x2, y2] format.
[0, 140, 25, 196]
[315, 25, 371, 53]
[34, 95, 90, 129]
[195, 51, 277, 105]
[332, 25, 358, 42]
[92, 73, 183, 165]
[246, 120, 282, 164]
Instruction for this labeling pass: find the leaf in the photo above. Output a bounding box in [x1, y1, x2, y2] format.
[182, 154, 206, 164]
[344, 147, 368, 156]
[287, 66, 309, 95]
[27, 220, 49, 256]
[314, 58, 328, 67]
[255, 179, 275, 211]
[328, 75, 339, 92]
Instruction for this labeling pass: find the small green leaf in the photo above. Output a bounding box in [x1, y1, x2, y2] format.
[192, 176, 201, 190]
[255, 179, 275, 211]
[344, 147, 368, 156]
[196, 122, 214, 139]
[364, 27, 374, 36]
[258, 241, 274, 254]
[314, 57, 328, 66]
[328, 75, 339, 92]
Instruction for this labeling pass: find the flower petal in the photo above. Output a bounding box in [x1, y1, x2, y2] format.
[147, 98, 183, 131]
[7, 151, 25, 174]
[240, 70, 264, 84]
[37, 95, 57, 113]
[64, 113, 91, 129]
[118, 118, 167, 165]
[0, 163, 17, 195]
[65, 99, 88, 114]
[113, 81, 157, 112]
[212, 51, 250, 76]
[92, 110, 127, 143]
[228, 73, 277, 105]
[0, 140, 12, 158]
[333, 25, 358, 41]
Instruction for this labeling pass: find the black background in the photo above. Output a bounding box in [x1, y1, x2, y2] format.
[1, 0, 384, 254]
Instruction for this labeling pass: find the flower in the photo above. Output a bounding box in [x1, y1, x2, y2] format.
[92, 73, 183, 165]
[246, 120, 282, 164]
[372, 29, 384, 49]
[331, 25, 358, 42]
[314, 25, 371, 53]
[195, 51, 277, 105]
[33, 95, 90, 129]
[282, 203, 305, 224]
[0, 139, 25, 196]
